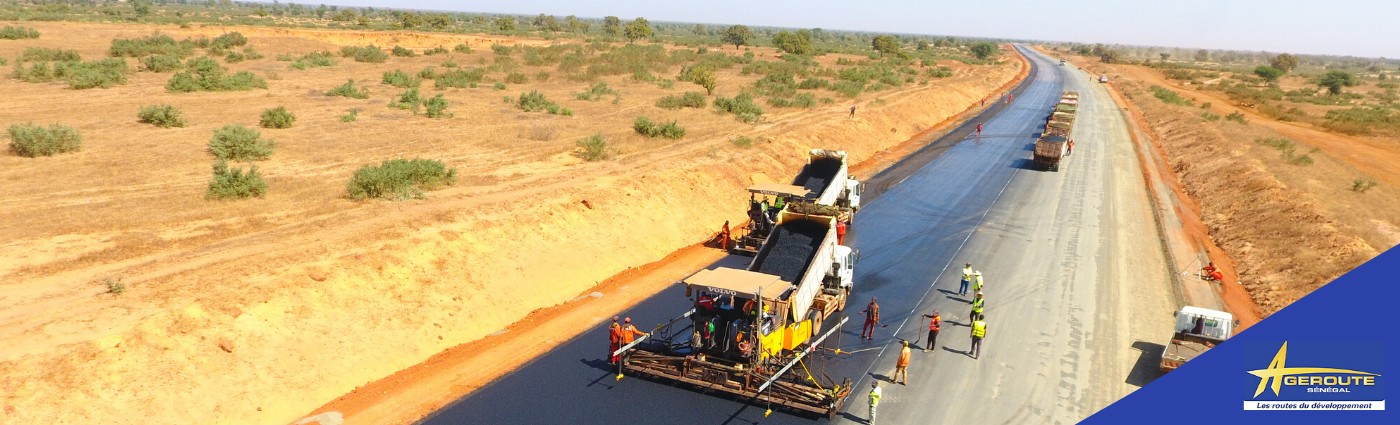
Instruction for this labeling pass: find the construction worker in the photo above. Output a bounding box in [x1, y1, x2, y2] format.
[1203, 262, 1224, 282]
[850, 105, 858, 117]
[972, 270, 984, 293]
[894, 341, 911, 385]
[836, 219, 848, 245]
[719, 220, 731, 251]
[970, 292, 985, 322]
[921, 310, 941, 352]
[959, 263, 973, 295]
[861, 298, 880, 340]
[976, 122, 983, 136]
[970, 315, 987, 359]
[608, 316, 622, 364]
[1067, 139, 1075, 156]
[868, 381, 882, 424]
[619, 317, 647, 346]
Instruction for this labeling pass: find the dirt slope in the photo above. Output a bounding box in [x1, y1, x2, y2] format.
[0, 21, 1019, 424]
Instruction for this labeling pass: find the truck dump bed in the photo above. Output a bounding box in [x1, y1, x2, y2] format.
[1034, 135, 1068, 171]
[792, 156, 844, 203]
[751, 219, 828, 284]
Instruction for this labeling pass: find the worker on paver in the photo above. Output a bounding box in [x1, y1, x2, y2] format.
[970, 315, 988, 359]
[836, 220, 848, 245]
[894, 341, 911, 385]
[868, 381, 882, 424]
[973, 270, 985, 293]
[619, 317, 647, 346]
[861, 298, 880, 340]
[959, 263, 973, 295]
[771, 196, 784, 220]
[970, 292, 985, 322]
[921, 310, 941, 352]
[608, 316, 622, 364]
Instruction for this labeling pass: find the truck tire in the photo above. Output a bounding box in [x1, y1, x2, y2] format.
[836, 288, 848, 312]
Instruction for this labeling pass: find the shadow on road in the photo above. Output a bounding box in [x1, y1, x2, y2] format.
[1008, 158, 1039, 171]
[941, 346, 969, 357]
[938, 289, 971, 303]
[1127, 340, 1165, 387]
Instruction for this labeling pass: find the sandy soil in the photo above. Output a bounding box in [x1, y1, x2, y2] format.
[1073, 59, 1398, 315]
[0, 21, 1019, 424]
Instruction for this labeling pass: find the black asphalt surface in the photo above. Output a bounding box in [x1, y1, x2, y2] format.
[421, 46, 1062, 425]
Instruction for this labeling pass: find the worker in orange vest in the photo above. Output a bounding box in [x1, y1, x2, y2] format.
[861, 298, 880, 340]
[1203, 262, 1224, 282]
[619, 317, 647, 345]
[608, 316, 622, 364]
[836, 220, 848, 245]
[921, 310, 941, 352]
[720, 220, 731, 250]
[894, 341, 911, 385]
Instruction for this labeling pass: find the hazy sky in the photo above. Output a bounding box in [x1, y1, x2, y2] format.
[304, 0, 1398, 59]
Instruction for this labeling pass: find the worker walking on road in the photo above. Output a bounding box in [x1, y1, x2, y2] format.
[970, 291, 985, 322]
[868, 381, 882, 424]
[921, 310, 941, 352]
[894, 341, 911, 385]
[959, 263, 973, 295]
[970, 315, 988, 359]
[861, 298, 880, 340]
[608, 316, 622, 364]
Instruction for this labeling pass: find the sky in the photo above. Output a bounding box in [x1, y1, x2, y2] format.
[301, 0, 1399, 59]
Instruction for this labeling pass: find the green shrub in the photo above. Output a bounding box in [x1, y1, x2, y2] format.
[326, 79, 369, 99]
[1352, 178, 1379, 193]
[1322, 107, 1400, 136]
[1254, 137, 1314, 165]
[656, 91, 707, 109]
[210, 32, 248, 50]
[1225, 111, 1249, 124]
[141, 54, 183, 72]
[424, 46, 449, 56]
[633, 116, 685, 139]
[391, 45, 417, 57]
[575, 134, 612, 161]
[926, 66, 954, 78]
[491, 43, 514, 56]
[798, 78, 830, 90]
[208, 124, 275, 161]
[518, 90, 566, 114]
[768, 93, 816, 108]
[21, 47, 80, 62]
[441, 60, 458, 68]
[260, 106, 296, 129]
[535, 71, 551, 82]
[340, 45, 388, 63]
[831, 80, 865, 97]
[454, 43, 472, 53]
[493, 82, 507, 90]
[714, 93, 764, 123]
[0, 25, 40, 40]
[390, 88, 422, 112]
[1201, 111, 1221, 122]
[418, 67, 439, 80]
[289, 51, 335, 70]
[423, 94, 451, 118]
[347, 158, 457, 200]
[109, 34, 192, 58]
[435, 68, 486, 88]
[225, 51, 246, 63]
[1150, 85, 1195, 106]
[382, 69, 421, 88]
[138, 105, 188, 128]
[7, 123, 82, 157]
[206, 160, 268, 200]
[505, 72, 528, 84]
[166, 57, 266, 92]
[575, 82, 619, 101]
[241, 47, 264, 61]
[341, 108, 360, 122]
[22, 58, 131, 89]
[730, 135, 754, 148]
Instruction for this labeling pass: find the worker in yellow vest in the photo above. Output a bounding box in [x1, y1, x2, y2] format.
[970, 292, 985, 322]
[973, 270, 984, 293]
[868, 381, 882, 424]
[959, 263, 973, 295]
[970, 316, 988, 359]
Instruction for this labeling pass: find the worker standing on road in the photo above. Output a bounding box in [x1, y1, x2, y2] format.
[970, 292, 985, 322]
[861, 298, 880, 340]
[973, 270, 985, 293]
[976, 123, 983, 137]
[959, 263, 973, 295]
[868, 381, 882, 424]
[608, 316, 622, 364]
[970, 315, 988, 359]
[836, 220, 848, 245]
[921, 310, 941, 352]
[894, 341, 911, 385]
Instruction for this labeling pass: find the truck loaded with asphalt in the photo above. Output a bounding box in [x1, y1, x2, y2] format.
[735, 149, 862, 255]
[1160, 306, 1237, 373]
[1034, 92, 1079, 171]
[617, 209, 857, 417]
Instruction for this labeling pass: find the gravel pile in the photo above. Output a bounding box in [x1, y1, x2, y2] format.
[754, 219, 827, 283]
[794, 157, 843, 200]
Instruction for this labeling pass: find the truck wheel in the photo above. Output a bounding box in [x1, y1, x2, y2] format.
[837, 289, 848, 312]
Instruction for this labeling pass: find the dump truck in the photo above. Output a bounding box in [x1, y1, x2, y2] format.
[618, 209, 857, 417]
[734, 149, 862, 255]
[1160, 306, 1236, 373]
[1033, 134, 1069, 171]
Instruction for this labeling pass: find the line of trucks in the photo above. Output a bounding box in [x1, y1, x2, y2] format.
[1033, 90, 1078, 171]
[616, 149, 863, 418]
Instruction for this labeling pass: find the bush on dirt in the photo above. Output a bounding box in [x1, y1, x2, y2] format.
[340, 108, 360, 123]
[574, 134, 612, 161]
[138, 104, 188, 128]
[714, 93, 764, 123]
[208, 124, 275, 162]
[340, 45, 388, 63]
[655, 91, 706, 109]
[7, 123, 82, 157]
[575, 82, 619, 101]
[260, 106, 296, 129]
[326, 79, 369, 99]
[730, 135, 754, 148]
[206, 160, 268, 200]
[1150, 85, 1194, 106]
[141, 54, 183, 72]
[423, 94, 451, 118]
[1351, 178, 1379, 193]
[390, 88, 422, 113]
[517, 90, 569, 115]
[435, 68, 486, 88]
[767, 93, 816, 108]
[1225, 111, 1249, 124]
[0, 25, 40, 39]
[289, 51, 335, 70]
[210, 32, 248, 50]
[166, 57, 266, 92]
[391, 45, 416, 57]
[633, 116, 685, 139]
[382, 69, 421, 88]
[424, 46, 449, 56]
[109, 34, 192, 58]
[346, 158, 457, 200]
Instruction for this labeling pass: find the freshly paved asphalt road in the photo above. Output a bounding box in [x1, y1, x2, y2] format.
[421, 46, 1177, 425]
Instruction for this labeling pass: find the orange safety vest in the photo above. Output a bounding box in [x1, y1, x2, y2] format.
[929, 315, 941, 331]
[609, 322, 621, 344]
[865, 303, 879, 322]
[620, 324, 642, 344]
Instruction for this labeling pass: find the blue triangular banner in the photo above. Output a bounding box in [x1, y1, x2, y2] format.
[1084, 247, 1399, 423]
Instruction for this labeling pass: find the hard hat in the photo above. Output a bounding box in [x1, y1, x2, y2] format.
[976, 291, 983, 296]
[974, 270, 982, 275]
[625, 317, 631, 323]
[903, 340, 908, 347]
[613, 316, 619, 321]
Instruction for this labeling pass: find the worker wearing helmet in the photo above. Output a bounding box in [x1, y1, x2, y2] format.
[921, 310, 941, 352]
[894, 341, 911, 385]
[861, 298, 880, 340]
[959, 263, 973, 295]
[868, 381, 882, 424]
[970, 292, 985, 322]
[619, 317, 647, 345]
[970, 315, 988, 359]
[972, 270, 985, 293]
[608, 316, 622, 364]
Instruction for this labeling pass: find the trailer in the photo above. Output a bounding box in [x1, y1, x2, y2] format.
[1033, 135, 1069, 171]
[1160, 306, 1236, 373]
[620, 210, 857, 417]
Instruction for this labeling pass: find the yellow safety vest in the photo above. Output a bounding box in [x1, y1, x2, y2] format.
[869, 387, 882, 406]
[974, 274, 984, 290]
[962, 267, 973, 281]
[972, 321, 987, 338]
[972, 298, 985, 313]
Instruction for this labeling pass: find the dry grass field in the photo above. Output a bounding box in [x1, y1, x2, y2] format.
[0, 21, 1018, 424]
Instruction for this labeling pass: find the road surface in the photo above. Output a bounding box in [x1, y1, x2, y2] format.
[420, 46, 1177, 424]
